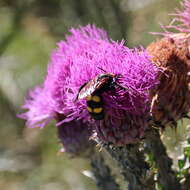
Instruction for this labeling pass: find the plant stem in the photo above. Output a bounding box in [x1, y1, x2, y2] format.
[145, 129, 181, 190]
[90, 152, 120, 190]
[104, 144, 151, 190]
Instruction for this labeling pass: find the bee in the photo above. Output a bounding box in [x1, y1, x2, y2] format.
[76, 70, 127, 120]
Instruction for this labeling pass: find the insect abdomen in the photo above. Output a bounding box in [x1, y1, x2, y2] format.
[86, 94, 104, 120]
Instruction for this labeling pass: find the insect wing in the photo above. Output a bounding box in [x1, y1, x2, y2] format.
[77, 73, 114, 100]
[77, 79, 98, 99]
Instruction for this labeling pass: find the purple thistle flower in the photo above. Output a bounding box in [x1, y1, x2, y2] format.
[169, 0, 190, 33]
[19, 86, 55, 128]
[20, 25, 159, 146]
[154, 0, 190, 38]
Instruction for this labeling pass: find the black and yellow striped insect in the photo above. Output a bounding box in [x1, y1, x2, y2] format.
[85, 93, 104, 120]
[76, 72, 125, 120]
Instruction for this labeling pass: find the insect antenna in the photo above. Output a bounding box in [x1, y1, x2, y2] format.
[97, 67, 107, 73]
[115, 80, 140, 96]
[115, 83, 130, 91]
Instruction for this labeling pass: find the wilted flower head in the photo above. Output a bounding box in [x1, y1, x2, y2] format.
[20, 25, 159, 146]
[147, 35, 190, 127]
[147, 1, 190, 127]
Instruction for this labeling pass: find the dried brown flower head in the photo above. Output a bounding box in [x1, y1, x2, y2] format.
[147, 33, 190, 127]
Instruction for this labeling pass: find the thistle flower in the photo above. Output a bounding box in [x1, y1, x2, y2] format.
[20, 25, 159, 146]
[167, 0, 190, 33]
[156, 0, 190, 38]
[19, 86, 55, 128]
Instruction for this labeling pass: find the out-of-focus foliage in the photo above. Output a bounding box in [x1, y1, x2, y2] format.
[0, 0, 188, 189]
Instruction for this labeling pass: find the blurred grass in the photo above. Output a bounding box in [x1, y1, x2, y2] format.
[0, 0, 189, 189]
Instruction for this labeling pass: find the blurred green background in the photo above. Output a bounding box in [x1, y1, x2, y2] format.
[0, 0, 187, 189]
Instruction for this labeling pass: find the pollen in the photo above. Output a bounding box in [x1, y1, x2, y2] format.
[87, 107, 93, 113]
[86, 95, 92, 101]
[93, 107, 103, 113]
[92, 95, 101, 102]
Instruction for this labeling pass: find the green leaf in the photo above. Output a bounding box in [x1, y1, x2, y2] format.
[178, 159, 186, 169]
[145, 152, 155, 167]
[155, 182, 164, 190]
[184, 147, 190, 157]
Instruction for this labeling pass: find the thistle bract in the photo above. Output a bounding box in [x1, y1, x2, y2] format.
[57, 117, 94, 157]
